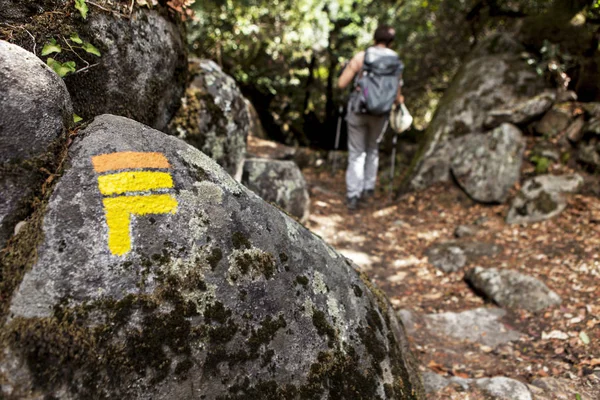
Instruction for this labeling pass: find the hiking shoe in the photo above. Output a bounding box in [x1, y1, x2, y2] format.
[347, 196, 359, 210]
[362, 189, 375, 200]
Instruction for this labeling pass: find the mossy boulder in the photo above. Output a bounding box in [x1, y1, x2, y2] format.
[242, 158, 310, 223]
[506, 174, 583, 224]
[451, 123, 525, 204]
[0, 115, 423, 399]
[0, 40, 72, 249]
[402, 34, 545, 191]
[0, 1, 187, 131]
[168, 59, 249, 180]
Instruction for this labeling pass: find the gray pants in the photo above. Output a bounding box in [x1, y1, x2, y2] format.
[345, 112, 387, 199]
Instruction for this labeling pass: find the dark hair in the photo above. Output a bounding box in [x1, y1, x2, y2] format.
[374, 25, 395, 46]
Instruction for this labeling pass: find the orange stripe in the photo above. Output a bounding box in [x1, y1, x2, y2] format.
[92, 152, 171, 173]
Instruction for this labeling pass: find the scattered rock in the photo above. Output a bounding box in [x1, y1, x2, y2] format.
[169, 59, 249, 179]
[451, 124, 525, 203]
[423, 308, 522, 347]
[506, 174, 584, 224]
[556, 90, 578, 103]
[530, 143, 560, 162]
[0, 41, 72, 248]
[242, 158, 310, 223]
[460, 241, 503, 259]
[465, 267, 562, 312]
[474, 377, 532, 400]
[566, 116, 586, 143]
[64, 7, 187, 131]
[425, 243, 467, 272]
[403, 34, 545, 191]
[1, 115, 424, 399]
[534, 106, 572, 137]
[454, 224, 478, 238]
[577, 137, 600, 169]
[423, 371, 452, 394]
[485, 91, 556, 128]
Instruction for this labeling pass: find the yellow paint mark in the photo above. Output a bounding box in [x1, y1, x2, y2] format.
[103, 194, 178, 256]
[92, 152, 171, 173]
[98, 171, 173, 196]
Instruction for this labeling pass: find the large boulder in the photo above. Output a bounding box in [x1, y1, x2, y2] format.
[0, 115, 424, 399]
[506, 174, 583, 224]
[169, 59, 249, 180]
[465, 267, 562, 312]
[242, 158, 310, 223]
[1, 2, 187, 131]
[0, 41, 72, 249]
[403, 34, 546, 191]
[451, 124, 525, 203]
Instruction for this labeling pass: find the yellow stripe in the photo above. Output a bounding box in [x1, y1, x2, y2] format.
[92, 152, 171, 173]
[103, 194, 178, 256]
[98, 171, 173, 196]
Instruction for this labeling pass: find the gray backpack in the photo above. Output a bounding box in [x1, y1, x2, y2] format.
[355, 47, 403, 115]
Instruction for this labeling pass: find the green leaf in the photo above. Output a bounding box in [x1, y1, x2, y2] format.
[82, 42, 101, 57]
[41, 39, 61, 56]
[75, 0, 89, 19]
[580, 331, 590, 345]
[73, 114, 83, 123]
[576, 394, 582, 400]
[46, 58, 76, 78]
[69, 32, 83, 44]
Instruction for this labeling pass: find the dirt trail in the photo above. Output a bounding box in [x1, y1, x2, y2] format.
[303, 166, 600, 398]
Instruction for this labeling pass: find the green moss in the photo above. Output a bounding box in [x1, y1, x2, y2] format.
[534, 191, 558, 214]
[230, 249, 277, 281]
[247, 314, 287, 355]
[207, 247, 223, 270]
[295, 275, 309, 287]
[312, 308, 336, 347]
[232, 231, 251, 250]
[279, 252, 289, 263]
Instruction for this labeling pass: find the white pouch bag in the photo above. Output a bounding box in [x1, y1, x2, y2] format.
[390, 103, 413, 133]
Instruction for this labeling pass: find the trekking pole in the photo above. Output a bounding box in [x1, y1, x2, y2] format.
[389, 131, 398, 201]
[331, 105, 343, 176]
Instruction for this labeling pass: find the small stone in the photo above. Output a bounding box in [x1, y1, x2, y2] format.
[485, 91, 556, 128]
[474, 377, 532, 400]
[556, 90, 578, 103]
[566, 116, 586, 143]
[535, 107, 572, 137]
[13, 221, 26, 236]
[422, 371, 450, 394]
[465, 267, 562, 312]
[425, 243, 467, 273]
[454, 225, 477, 238]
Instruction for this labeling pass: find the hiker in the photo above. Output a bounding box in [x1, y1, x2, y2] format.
[338, 25, 404, 210]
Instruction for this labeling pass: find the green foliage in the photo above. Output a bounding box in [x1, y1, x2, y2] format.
[69, 32, 83, 45]
[73, 114, 83, 123]
[75, 0, 89, 19]
[46, 58, 76, 77]
[41, 38, 61, 56]
[82, 42, 101, 57]
[530, 155, 550, 174]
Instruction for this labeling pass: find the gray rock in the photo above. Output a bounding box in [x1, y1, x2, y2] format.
[566, 116, 586, 143]
[474, 377, 532, 400]
[403, 39, 545, 191]
[169, 59, 249, 179]
[246, 98, 268, 139]
[247, 136, 296, 161]
[577, 137, 600, 169]
[454, 225, 478, 238]
[242, 158, 310, 223]
[423, 308, 522, 347]
[582, 102, 600, 118]
[425, 241, 501, 273]
[534, 106, 572, 137]
[0, 115, 424, 399]
[485, 91, 556, 128]
[556, 90, 578, 103]
[422, 371, 450, 394]
[530, 377, 595, 400]
[0, 41, 72, 248]
[63, 7, 187, 131]
[465, 267, 562, 312]
[506, 174, 584, 224]
[425, 243, 467, 273]
[451, 124, 525, 203]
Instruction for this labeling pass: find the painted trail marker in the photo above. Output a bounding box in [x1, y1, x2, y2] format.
[92, 152, 178, 256]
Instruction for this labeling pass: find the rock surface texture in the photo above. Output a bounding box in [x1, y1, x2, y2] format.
[169, 59, 249, 180]
[242, 158, 310, 223]
[0, 115, 424, 399]
[0, 2, 187, 131]
[0, 41, 72, 248]
[465, 267, 562, 312]
[506, 174, 584, 224]
[403, 34, 545, 191]
[451, 124, 525, 203]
